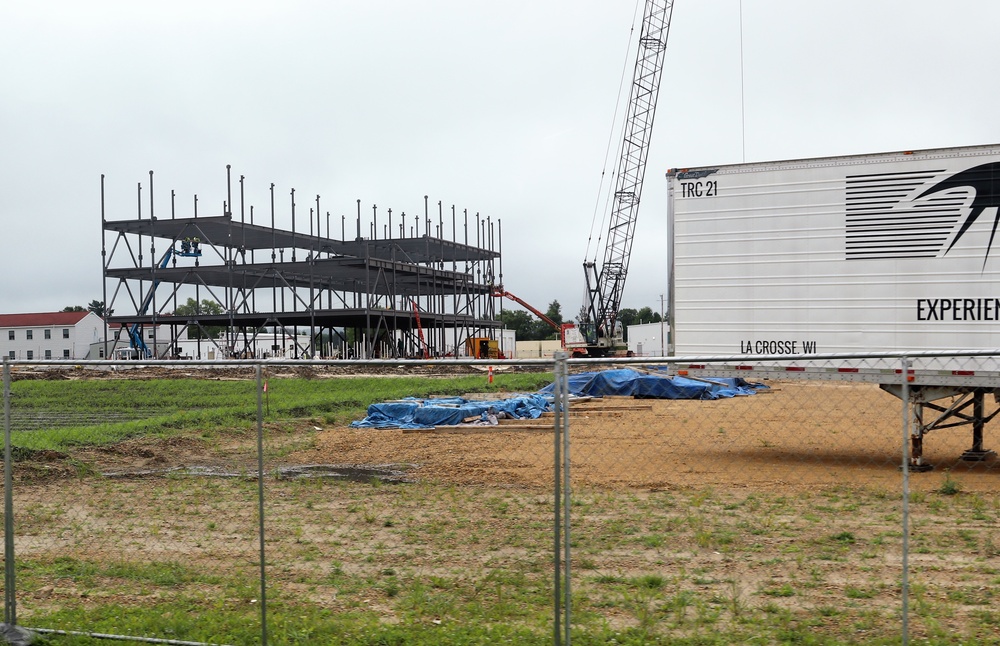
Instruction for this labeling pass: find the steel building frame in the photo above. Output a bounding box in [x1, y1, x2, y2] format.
[101, 169, 503, 360]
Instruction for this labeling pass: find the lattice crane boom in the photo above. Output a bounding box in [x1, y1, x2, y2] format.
[583, 0, 674, 354]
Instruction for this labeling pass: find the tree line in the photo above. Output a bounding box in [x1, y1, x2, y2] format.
[67, 298, 663, 343]
[64, 299, 224, 339]
[499, 300, 662, 342]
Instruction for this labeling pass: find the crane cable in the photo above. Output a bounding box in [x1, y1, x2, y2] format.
[584, 0, 645, 266]
[740, 0, 746, 163]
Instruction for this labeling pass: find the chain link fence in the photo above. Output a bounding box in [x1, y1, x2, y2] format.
[558, 353, 1000, 645]
[2, 354, 999, 644]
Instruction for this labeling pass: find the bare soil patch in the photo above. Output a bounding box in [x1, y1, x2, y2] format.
[17, 378, 997, 491]
[292, 380, 1000, 492]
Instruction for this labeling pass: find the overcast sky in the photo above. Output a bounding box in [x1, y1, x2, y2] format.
[3, 1, 999, 321]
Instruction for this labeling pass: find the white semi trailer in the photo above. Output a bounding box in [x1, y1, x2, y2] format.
[666, 143, 1000, 469]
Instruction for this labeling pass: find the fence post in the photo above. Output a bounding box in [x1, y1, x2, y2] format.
[552, 352, 571, 645]
[553, 354, 562, 645]
[561, 355, 571, 646]
[900, 356, 910, 646]
[3, 357, 14, 626]
[256, 364, 268, 646]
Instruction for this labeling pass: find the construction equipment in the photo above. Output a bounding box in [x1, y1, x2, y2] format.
[579, 0, 674, 356]
[124, 241, 203, 358]
[410, 298, 430, 359]
[489, 2, 673, 356]
[492, 287, 559, 329]
[123, 248, 174, 358]
[466, 336, 501, 360]
[491, 286, 585, 355]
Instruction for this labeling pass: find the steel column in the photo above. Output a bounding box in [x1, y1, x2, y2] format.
[3, 357, 14, 626]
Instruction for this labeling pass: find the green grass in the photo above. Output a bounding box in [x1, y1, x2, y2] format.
[8, 372, 553, 451]
[13, 480, 1000, 645]
[937, 471, 964, 496]
[7, 374, 1000, 645]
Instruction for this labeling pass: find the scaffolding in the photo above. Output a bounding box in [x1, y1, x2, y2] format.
[101, 168, 504, 360]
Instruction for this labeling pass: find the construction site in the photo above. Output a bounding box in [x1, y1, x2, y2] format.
[98, 0, 671, 364]
[101, 169, 506, 361]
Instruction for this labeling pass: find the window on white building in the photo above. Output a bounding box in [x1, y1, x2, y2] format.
[7, 351, 13, 359]
[44, 350, 51, 360]
[63, 349, 70, 359]
[63, 329, 70, 339]
[26, 330, 32, 340]
[7, 331, 12, 341]
[26, 350, 33, 359]
[44, 329, 51, 340]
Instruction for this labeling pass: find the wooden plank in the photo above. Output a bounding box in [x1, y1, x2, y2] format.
[541, 405, 652, 415]
[403, 424, 552, 434]
[539, 411, 625, 418]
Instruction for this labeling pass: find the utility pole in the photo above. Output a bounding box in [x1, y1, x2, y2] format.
[659, 293, 666, 357]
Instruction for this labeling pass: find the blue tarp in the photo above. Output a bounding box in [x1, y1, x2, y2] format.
[538, 369, 765, 400]
[350, 393, 551, 429]
[351, 369, 765, 429]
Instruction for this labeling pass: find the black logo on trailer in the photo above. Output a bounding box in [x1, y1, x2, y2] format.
[915, 162, 1000, 266]
[846, 162, 1000, 266]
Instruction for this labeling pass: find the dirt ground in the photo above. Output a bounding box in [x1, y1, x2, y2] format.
[287, 379, 1000, 493]
[46, 377, 1000, 492]
[19, 367, 1000, 492]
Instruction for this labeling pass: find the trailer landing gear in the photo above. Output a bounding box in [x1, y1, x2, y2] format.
[961, 392, 997, 461]
[881, 385, 999, 471]
[908, 431, 934, 472]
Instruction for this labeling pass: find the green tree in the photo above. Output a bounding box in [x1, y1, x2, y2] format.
[534, 300, 564, 340]
[62, 305, 85, 312]
[544, 301, 564, 326]
[499, 299, 566, 341]
[617, 308, 639, 341]
[636, 306, 662, 324]
[173, 298, 226, 339]
[615, 307, 661, 342]
[86, 300, 111, 317]
[499, 309, 536, 341]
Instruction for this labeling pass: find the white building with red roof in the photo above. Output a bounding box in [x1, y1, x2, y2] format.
[0, 311, 107, 361]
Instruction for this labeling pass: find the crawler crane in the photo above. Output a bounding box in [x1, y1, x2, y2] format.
[579, 0, 674, 356]
[496, 1, 674, 356]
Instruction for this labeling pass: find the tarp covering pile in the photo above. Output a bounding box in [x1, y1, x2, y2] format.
[350, 369, 765, 429]
[538, 369, 765, 400]
[0, 623, 35, 646]
[350, 394, 551, 430]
